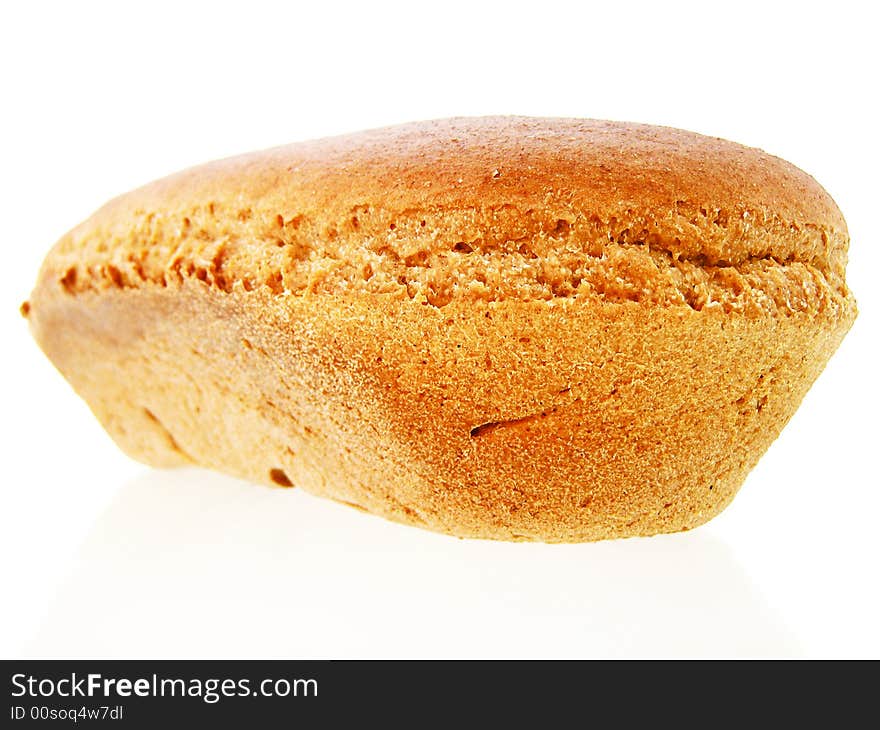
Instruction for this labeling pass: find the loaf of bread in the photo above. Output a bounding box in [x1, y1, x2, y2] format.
[24, 117, 857, 541]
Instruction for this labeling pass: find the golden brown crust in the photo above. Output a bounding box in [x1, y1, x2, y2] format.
[26, 117, 857, 541]
[41, 117, 850, 314]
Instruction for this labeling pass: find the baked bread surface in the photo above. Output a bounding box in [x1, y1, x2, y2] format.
[26, 117, 857, 541]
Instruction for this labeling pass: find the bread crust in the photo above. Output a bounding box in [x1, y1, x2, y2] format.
[25, 117, 857, 541]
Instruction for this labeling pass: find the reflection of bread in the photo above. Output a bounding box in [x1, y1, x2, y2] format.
[25, 117, 857, 541]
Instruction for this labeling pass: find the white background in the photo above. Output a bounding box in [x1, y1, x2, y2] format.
[2, 1, 877, 658]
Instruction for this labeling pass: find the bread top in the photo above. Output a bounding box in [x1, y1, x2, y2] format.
[39, 117, 852, 316]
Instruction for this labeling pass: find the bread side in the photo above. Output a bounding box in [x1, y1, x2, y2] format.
[27, 278, 854, 541]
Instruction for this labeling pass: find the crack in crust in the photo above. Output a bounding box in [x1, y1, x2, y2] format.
[46, 201, 850, 317]
[470, 407, 564, 438]
[142, 407, 192, 462]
